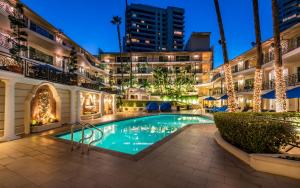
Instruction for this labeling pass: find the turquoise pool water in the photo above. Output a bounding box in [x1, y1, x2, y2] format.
[57, 114, 214, 155]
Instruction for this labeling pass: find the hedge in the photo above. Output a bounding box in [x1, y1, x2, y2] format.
[214, 112, 299, 153]
[121, 100, 178, 108]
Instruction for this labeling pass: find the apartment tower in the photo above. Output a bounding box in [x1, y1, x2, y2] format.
[125, 4, 184, 52]
[278, 0, 300, 31]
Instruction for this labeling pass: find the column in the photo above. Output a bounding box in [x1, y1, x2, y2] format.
[99, 93, 104, 115]
[0, 79, 18, 141]
[112, 94, 117, 114]
[70, 88, 76, 124]
[76, 90, 82, 122]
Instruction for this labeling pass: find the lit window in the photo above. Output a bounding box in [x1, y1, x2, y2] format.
[131, 38, 140, 43]
[132, 23, 136, 27]
[174, 31, 183, 36]
[141, 20, 145, 23]
[132, 14, 136, 18]
[137, 29, 139, 32]
[145, 40, 150, 44]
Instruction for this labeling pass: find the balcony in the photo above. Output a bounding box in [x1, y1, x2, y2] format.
[262, 73, 300, 90]
[0, 52, 111, 93]
[0, 1, 14, 15]
[0, 32, 12, 50]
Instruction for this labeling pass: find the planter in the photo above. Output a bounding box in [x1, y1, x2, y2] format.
[31, 122, 61, 133]
[214, 131, 300, 179]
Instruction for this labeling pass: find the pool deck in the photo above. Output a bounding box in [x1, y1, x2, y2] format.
[0, 112, 299, 188]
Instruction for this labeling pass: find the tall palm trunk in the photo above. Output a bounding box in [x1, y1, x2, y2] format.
[214, 0, 236, 112]
[252, 0, 263, 112]
[117, 24, 124, 93]
[125, 0, 133, 88]
[272, 0, 287, 112]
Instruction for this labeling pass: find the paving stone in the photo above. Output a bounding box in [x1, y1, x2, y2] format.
[0, 113, 298, 188]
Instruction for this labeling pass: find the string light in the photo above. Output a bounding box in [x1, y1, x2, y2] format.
[274, 64, 287, 112]
[253, 69, 263, 112]
[223, 63, 237, 112]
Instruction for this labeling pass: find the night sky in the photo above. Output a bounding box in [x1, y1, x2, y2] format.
[22, 0, 273, 68]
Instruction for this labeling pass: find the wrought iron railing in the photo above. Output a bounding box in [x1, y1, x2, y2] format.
[0, 0, 14, 15]
[0, 32, 12, 50]
[263, 73, 300, 90]
[0, 52, 118, 93]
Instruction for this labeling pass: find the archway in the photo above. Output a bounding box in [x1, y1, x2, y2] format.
[24, 82, 61, 134]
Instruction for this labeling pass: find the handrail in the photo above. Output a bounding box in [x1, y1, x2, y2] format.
[70, 122, 104, 154]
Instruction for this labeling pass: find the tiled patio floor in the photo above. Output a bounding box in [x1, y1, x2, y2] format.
[0, 115, 300, 187]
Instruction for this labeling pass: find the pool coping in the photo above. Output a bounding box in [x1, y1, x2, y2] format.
[46, 113, 214, 161]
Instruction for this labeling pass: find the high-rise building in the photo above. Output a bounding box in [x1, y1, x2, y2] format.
[125, 4, 184, 52]
[278, 0, 300, 31]
[185, 32, 211, 51]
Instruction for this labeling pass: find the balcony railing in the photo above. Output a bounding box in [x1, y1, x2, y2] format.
[0, 52, 115, 93]
[0, 32, 12, 50]
[263, 73, 300, 90]
[0, 1, 14, 15]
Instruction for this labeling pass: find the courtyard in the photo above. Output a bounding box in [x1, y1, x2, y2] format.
[0, 113, 299, 188]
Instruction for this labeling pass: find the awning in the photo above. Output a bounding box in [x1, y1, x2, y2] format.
[204, 96, 216, 101]
[261, 87, 300, 99]
[261, 90, 276, 99]
[219, 94, 228, 100]
[287, 87, 300, 99]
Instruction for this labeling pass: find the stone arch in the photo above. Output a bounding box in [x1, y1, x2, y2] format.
[24, 82, 61, 134]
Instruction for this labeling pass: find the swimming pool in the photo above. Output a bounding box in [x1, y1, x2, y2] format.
[56, 114, 214, 155]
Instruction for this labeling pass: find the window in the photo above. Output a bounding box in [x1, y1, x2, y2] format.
[145, 40, 150, 44]
[138, 57, 147, 62]
[131, 38, 140, 43]
[29, 47, 53, 64]
[244, 60, 250, 69]
[176, 56, 190, 62]
[174, 31, 183, 36]
[30, 21, 54, 40]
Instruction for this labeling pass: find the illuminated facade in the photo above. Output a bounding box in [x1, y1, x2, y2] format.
[202, 23, 300, 112]
[0, 0, 116, 140]
[99, 50, 213, 91]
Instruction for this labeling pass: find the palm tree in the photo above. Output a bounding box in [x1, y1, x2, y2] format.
[125, 0, 134, 88]
[252, 0, 263, 112]
[213, 0, 237, 112]
[111, 16, 124, 93]
[272, 0, 287, 112]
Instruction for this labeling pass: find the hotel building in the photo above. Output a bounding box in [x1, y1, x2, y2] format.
[0, 0, 117, 141]
[200, 23, 300, 111]
[125, 4, 185, 52]
[99, 50, 213, 92]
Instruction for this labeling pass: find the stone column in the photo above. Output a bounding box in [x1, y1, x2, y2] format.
[76, 90, 82, 122]
[0, 79, 18, 141]
[70, 88, 77, 124]
[112, 94, 117, 114]
[99, 93, 104, 115]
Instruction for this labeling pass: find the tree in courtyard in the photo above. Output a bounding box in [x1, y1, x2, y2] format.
[153, 67, 170, 94]
[8, 2, 28, 62]
[213, 0, 237, 112]
[68, 47, 78, 74]
[272, 0, 287, 112]
[252, 0, 264, 112]
[111, 16, 124, 93]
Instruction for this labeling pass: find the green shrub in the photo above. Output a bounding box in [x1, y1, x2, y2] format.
[121, 100, 178, 108]
[214, 112, 299, 154]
